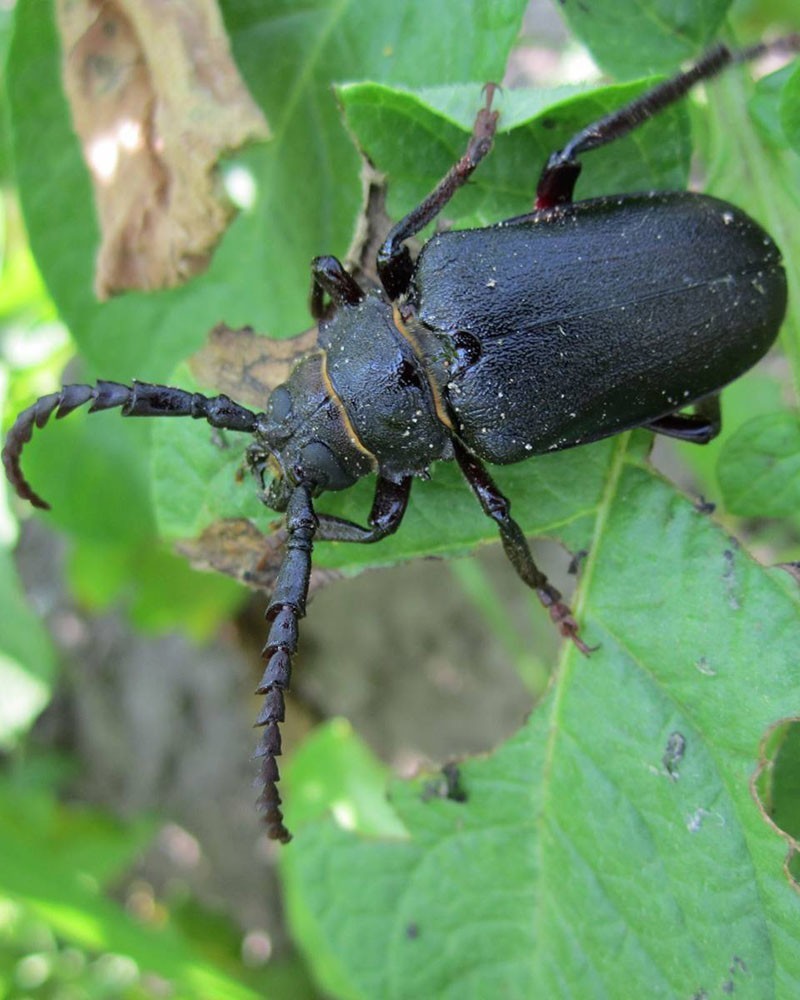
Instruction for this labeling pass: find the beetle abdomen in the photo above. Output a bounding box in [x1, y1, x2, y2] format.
[410, 192, 786, 462]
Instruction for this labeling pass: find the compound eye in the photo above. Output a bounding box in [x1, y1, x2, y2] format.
[267, 385, 293, 423]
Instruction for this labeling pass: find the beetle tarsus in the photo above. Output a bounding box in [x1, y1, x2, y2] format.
[541, 593, 596, 656]
[468, 82, 501, 163]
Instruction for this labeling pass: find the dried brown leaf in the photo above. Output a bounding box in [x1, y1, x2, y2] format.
[189, 324, 319, 410]
[176, 517, 340, 596]
[57, 0, 270, 297]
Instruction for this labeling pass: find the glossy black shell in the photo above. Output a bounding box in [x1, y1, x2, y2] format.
[408, 191, 786, 463]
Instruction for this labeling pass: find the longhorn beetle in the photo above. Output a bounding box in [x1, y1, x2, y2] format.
[3, 39, 796, 842]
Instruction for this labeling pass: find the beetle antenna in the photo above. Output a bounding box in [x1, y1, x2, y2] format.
[254, 484, 317, 842]
[2, 381, 259, 510]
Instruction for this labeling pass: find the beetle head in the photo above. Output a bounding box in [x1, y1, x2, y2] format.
[254, 354, 374, 511]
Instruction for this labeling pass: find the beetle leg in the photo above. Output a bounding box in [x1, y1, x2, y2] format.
[646, 394, 721, 444]
[2, 381, 260, 510]
[254, 484, 317, 843]
[377, 84, 500, 300]
[452, 438, 593, 655]
[535, 37, 800, 210]
[309, 255, 365, 319]
[316, 475, 411, 542]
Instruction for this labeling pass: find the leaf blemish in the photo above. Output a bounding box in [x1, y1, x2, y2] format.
[694, 495, 716, 514]
[419, 762, 468, 803]
[662, 731, 686, 780]
[722, 548, 741, 611]
[686, 807, 725, 834]
[695, 656, 717, 677]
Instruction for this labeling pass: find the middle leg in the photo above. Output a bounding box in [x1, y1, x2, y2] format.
[315, 475, 412, 543]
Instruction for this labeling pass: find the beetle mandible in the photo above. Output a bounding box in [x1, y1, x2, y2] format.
[3, 38, 795, 843]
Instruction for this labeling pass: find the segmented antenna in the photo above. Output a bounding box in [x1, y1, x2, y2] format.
[2, 381, 258, 509]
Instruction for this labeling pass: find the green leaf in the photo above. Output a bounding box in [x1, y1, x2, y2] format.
[731, 0, 800, 36]
[559, 0, 732, 74]
[66, 541, 245, 641]
[717, 412, 800, 517]
[282, 447, 800, 998]
[125, 548, 245, 640]
[286, 720, 407, 838]
[19, 800, 154, 890]
[0, 14, 17, 185]
[750, 63, 798, 150]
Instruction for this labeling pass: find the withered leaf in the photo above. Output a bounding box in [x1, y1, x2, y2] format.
[57, 0, 270, 297]
[189, 324, 318, 410]
[176, 517, 341, 596]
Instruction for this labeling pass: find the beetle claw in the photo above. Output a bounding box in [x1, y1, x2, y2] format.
[467, 82, 500, 164]
[548, 601, 596, 657]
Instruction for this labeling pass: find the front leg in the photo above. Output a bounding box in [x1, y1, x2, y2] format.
[316, 475, 412, 543]
[452, 438, 593, 655]
[377, 85, 500, 300]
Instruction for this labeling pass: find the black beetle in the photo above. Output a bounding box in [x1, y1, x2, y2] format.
[3, 38, 795, 842]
